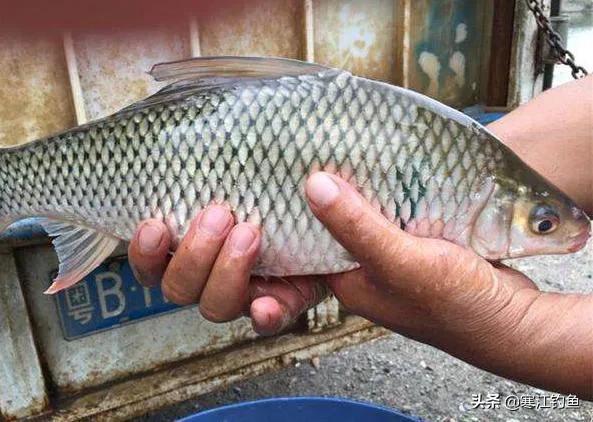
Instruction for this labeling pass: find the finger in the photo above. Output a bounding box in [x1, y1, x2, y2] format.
[128, 219, 172, 287]
[305, 172, 411, 265]
[324, 269, 418, 333]
[248, 276, 329, 336]
[199, 223, 261, 322]
[250, 297, 289, 336]
[305, 172, 478, 290]
[162, 205, 233, 305]
[491, 262, 539, 291]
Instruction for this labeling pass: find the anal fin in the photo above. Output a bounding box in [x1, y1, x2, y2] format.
[39, 219, 119, 294]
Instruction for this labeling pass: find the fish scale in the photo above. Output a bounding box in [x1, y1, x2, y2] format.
[1, 56, 587, 294]
[0, 69, 498, 275]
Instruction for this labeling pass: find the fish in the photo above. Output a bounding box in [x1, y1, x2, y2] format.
[0, 56, 589, 294]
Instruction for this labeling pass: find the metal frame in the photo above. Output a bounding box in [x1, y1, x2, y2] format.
[44, 318, 386, 421]
[0, 251, 48, 419]
[507, 0, 550, 107]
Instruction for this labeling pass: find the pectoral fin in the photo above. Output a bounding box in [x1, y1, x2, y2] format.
[39, 219, 119, 294]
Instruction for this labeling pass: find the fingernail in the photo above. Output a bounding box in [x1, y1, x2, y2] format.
[230, 225, 257, 254]
[200, 206, 230, 236]
[139, 223, 163, 254]
[306, 173, 341, 207]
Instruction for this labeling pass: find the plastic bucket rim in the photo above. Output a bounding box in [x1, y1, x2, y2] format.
[177, 396, 422, 422]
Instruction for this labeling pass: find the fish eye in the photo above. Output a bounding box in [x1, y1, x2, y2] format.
[529, 205, 560, 235]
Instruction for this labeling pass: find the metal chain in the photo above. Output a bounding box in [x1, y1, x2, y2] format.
[525, 0, 588, 79]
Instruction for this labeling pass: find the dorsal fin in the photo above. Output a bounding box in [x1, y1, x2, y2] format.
[119, 56, 332, 115]
[149, 56, 331, 82]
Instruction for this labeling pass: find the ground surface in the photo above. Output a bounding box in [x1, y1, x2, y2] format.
[135, 239, 593, 422]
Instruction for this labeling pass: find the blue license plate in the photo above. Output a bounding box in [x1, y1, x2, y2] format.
[53, 256, 183, 340]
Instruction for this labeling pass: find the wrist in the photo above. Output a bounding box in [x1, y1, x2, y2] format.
[456, 290, 593, 398]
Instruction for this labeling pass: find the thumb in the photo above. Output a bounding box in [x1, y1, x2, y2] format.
[304, 172, 482, 293]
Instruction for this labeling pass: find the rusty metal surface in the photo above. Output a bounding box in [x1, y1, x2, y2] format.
[198, 0, 303, 58]
[487, 0, 516, 107]
[507, 0, 547, 107]
[0, 35, 75, 147]
[313, 0, 397, 83]
[307, 296, 340, 332]
[43, 317, 385, 422]
[72, 27, 189, 121]
[0, 251, 48, 420]
[405, 0, 492, 107]
[16, 245, 258, 394]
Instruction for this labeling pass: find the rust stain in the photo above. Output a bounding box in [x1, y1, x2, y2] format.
[48, 317, 384, 421]
[72, 25, 190, 120]
[313, 0, 396, 83]
[198, 0, 302, 58]
[0, 34, 75, 147]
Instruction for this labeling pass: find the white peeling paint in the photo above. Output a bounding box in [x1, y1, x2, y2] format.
[449, 51, 466, 87]
[418, 51, 441, 96]
[455, 23, 468, 44]
[337, 5, 376, 60]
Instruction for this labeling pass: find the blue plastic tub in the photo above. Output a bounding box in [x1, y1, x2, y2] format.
[179, 397, 421, 422]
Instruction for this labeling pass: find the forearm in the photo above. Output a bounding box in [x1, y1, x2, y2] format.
[488, 75, 593, 215]
[514, 293, 593, 397]
[462, 291, 593, 398]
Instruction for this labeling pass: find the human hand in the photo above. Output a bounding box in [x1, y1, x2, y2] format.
[127, 206, 328, 336]
[304, 172, 593, 397]
[127, 171, 592, 397]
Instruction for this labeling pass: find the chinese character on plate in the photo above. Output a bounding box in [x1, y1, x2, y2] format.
[65, 281, 94, 325]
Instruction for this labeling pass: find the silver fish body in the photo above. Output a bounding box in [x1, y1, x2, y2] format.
[0, 58, 588, 293]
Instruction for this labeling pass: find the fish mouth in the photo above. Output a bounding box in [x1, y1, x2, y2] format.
[567, 230, 591, 253]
